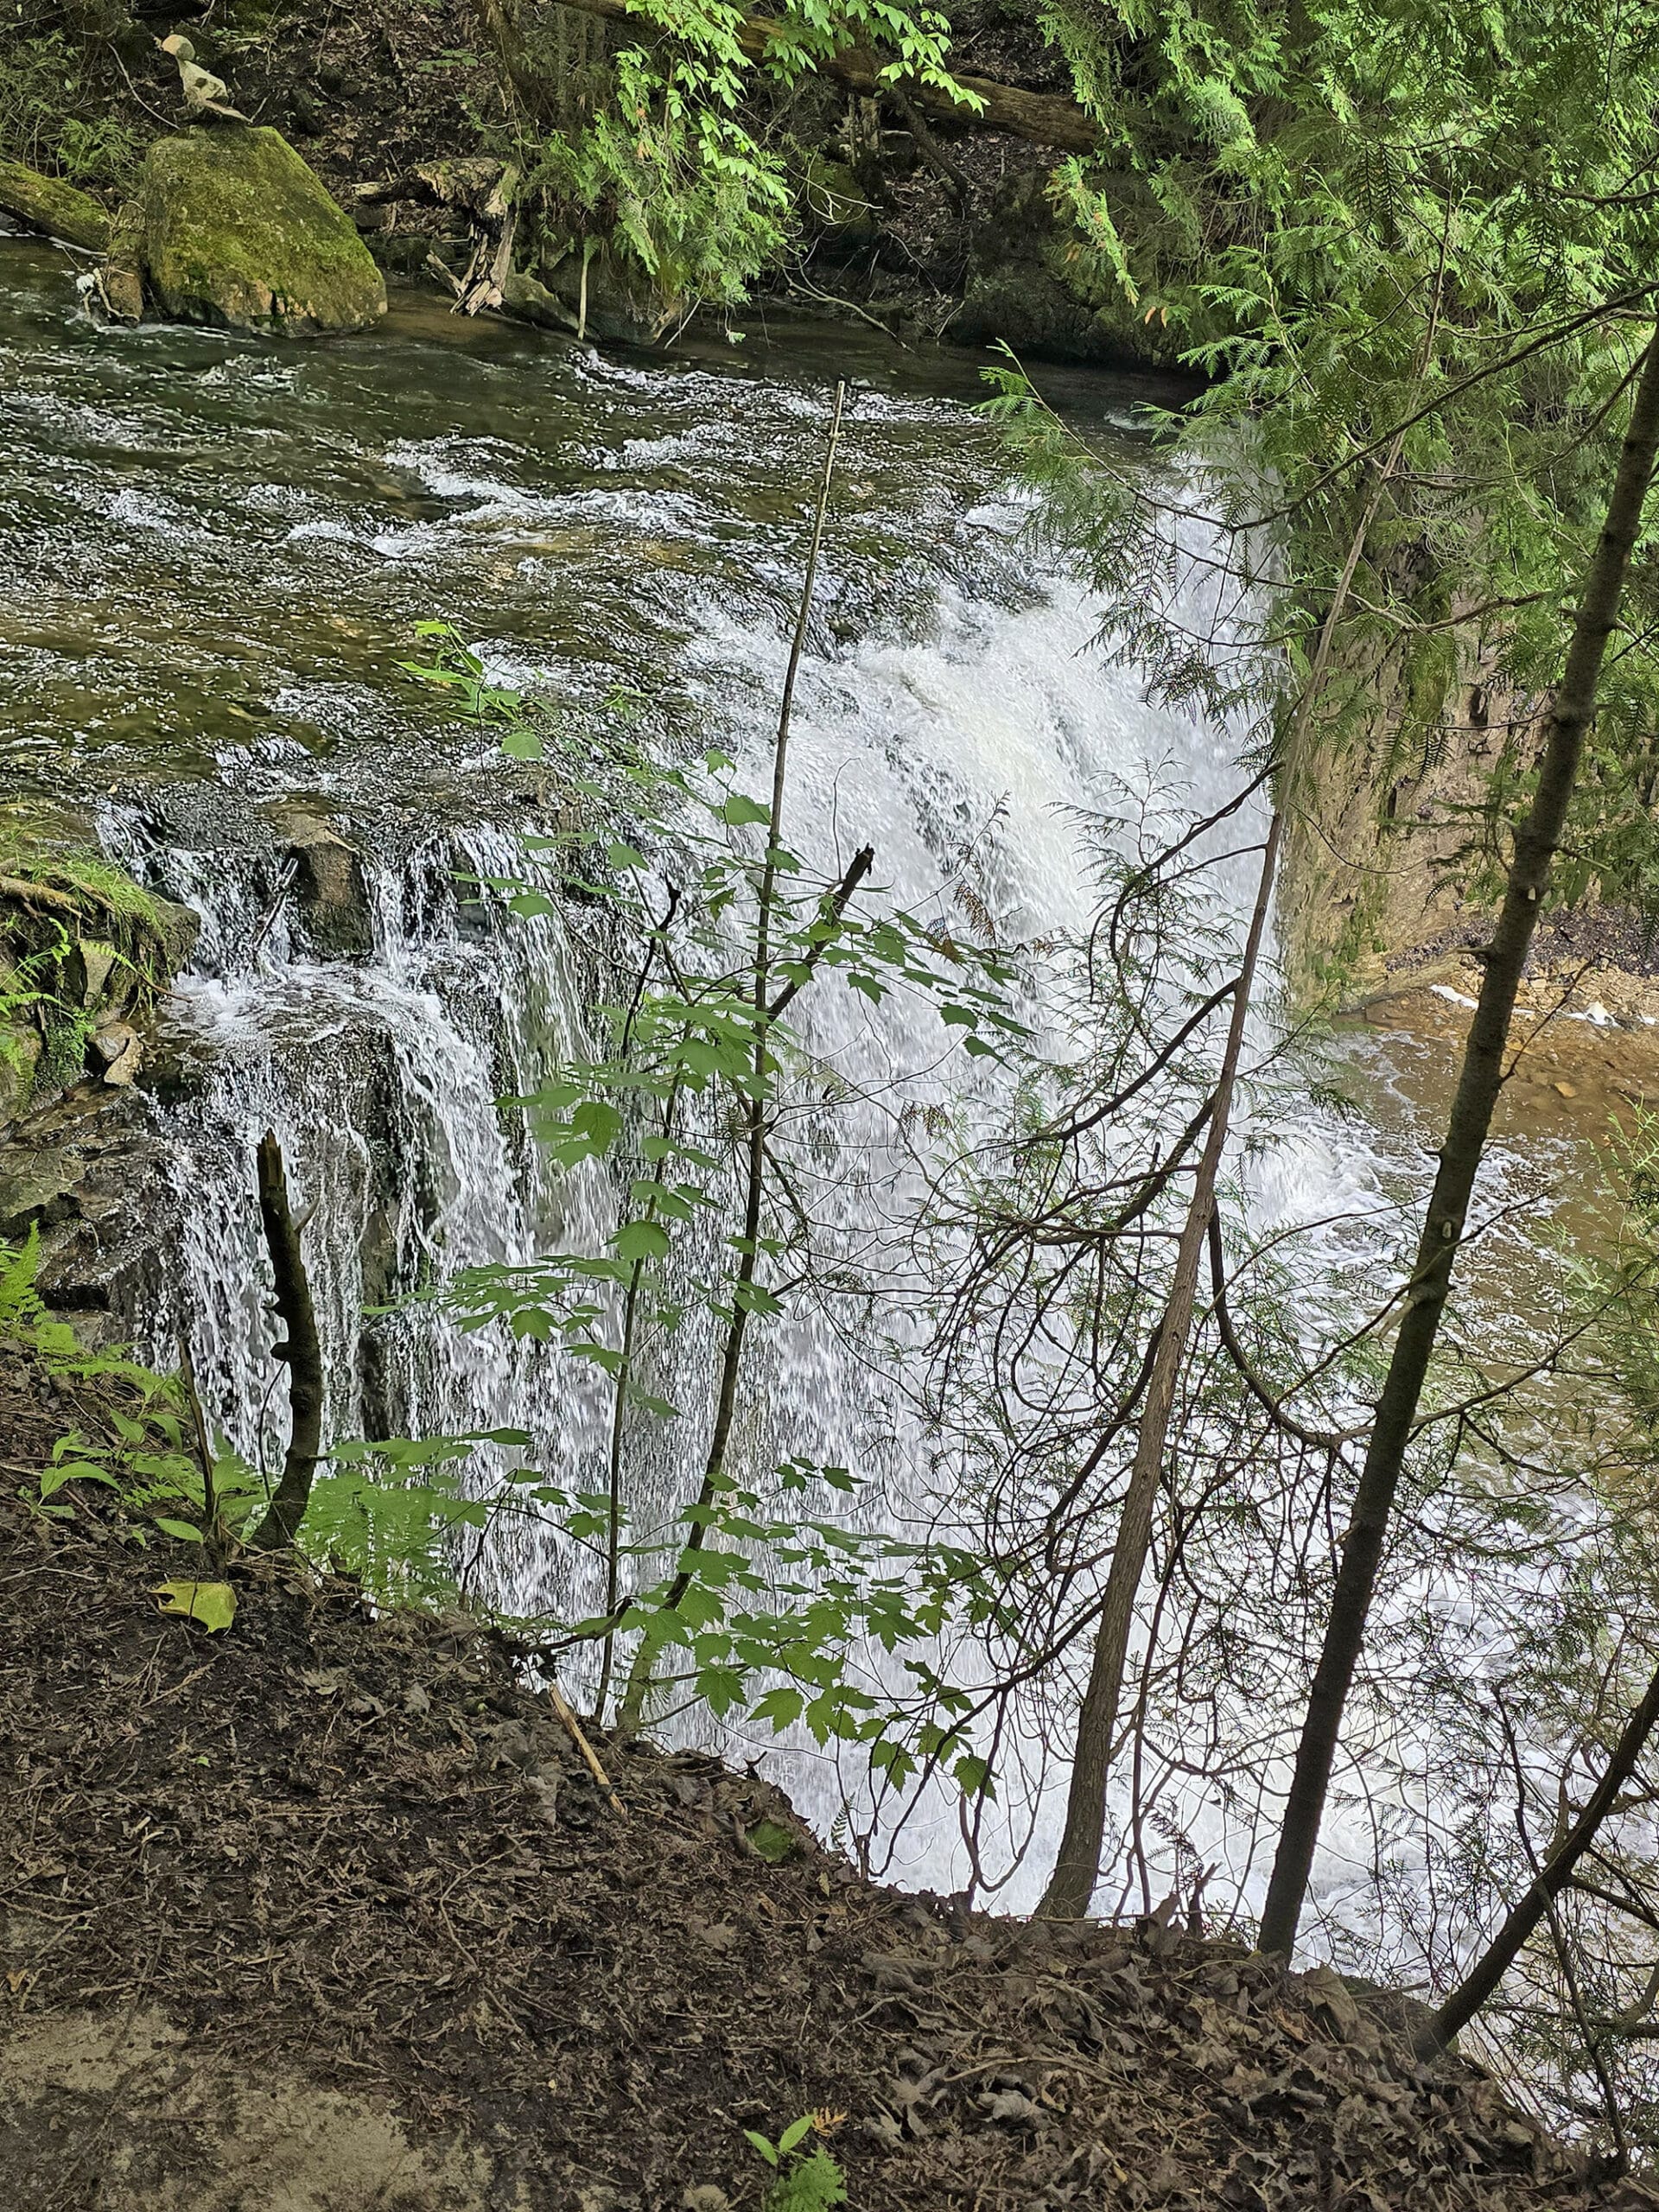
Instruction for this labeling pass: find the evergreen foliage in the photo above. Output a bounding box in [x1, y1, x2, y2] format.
[0, 3, 143, 191]
[504, 0, 971, 315]
[1013, 0, 1659, 967]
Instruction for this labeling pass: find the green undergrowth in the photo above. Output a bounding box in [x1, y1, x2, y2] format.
[0, 1230, 256, 1543]
[0, 1225, 439, 1585]
[746, 2115, 849, 2212]
[0, 1224, 553, 1627]
[0, 9, 142, 194]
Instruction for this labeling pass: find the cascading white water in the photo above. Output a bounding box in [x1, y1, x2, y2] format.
[107, 818, 607, 1501]
[13, 276, 1543, 1932]
[112, 470, 1416, 1911]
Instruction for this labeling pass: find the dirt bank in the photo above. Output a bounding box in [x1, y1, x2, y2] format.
[1, 1344, 1649, 2211]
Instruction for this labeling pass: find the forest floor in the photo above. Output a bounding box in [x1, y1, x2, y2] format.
[1, 1344, 1649, 2211]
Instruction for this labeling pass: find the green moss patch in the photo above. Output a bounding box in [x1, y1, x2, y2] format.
[0, 845, 195, 1126]
[141, 126, 386, 335]
[0, 156, 109, 251]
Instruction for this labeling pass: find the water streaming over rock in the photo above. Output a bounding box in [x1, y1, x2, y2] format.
[0, 239, 1562, 1918]
[111, 534, 1327, 1901]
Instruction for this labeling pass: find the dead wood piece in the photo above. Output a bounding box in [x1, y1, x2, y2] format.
[547, 1680, 626, 1815]
[355, 158, 510, 217]
[246, 1130, 326, 1552]
[0, 874, 88, 916]
[887, 80, 972, 204]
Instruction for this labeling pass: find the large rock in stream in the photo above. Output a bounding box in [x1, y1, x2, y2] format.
[137, 126, 385, 335]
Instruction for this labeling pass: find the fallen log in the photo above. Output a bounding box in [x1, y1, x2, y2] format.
[476, 0, 1098, 156]
[354, 158, 511, 215]
[0, 156, 110, 252]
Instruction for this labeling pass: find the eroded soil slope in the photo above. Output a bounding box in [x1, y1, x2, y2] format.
[0, 1341, 1648, 2211]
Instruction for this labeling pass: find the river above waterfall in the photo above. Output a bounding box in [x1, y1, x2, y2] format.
[0, 232, 1166, 805]
[3, 234, 1642, 1928]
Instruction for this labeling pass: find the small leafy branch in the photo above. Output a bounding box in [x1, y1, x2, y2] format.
[397, 621, 1020, 1770]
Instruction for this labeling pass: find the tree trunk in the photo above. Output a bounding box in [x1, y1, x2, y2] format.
[1415, 1660, 1659, 2058]
[1036, 811, 1281, 1919]
[1034, 443, 1407, 1922]
[247, 1131, 327, 1552]
[1259, 327, 1659, 1961]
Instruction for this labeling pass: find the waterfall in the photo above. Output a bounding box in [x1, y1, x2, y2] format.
[102, 813, 607, 1529]
[0, 225, 1588, 1954]
[65, 383, 1534, 1926]
[96, 470, 1557, 1932]
[99, 493, 1321, 1898]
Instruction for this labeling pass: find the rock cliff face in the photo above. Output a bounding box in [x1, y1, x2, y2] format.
[1274, 614, 1586, 1008]
[1281, 669, 1506, 1003]
[0, 820, 199, 1344]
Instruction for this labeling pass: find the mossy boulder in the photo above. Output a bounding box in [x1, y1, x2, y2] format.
[0, 158, 109, 253]
[797, 155, 880, 254]
[140, 127, 386, 336]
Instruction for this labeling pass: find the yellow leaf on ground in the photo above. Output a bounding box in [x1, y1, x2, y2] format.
[150, 1580, 238, 1632]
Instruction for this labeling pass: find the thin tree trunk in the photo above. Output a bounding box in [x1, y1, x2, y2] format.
[618, 385, 848, 1725]
[1035, 451, 1402, 1921]
[591, 1244, 644, 1725]
[1259, 327, 1659, 1961]
[1415, 1660, 1659, 2059]
[1036, 810, 1281, 1918]
[247, 1131, 327, 1551]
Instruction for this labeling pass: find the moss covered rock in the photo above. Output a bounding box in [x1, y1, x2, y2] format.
[98, 200, 146, 324]
[0, 158, 109, 253]
[798, 155, 880, 253]
[0, 819, 199, 1135]
[141, 127, 385, 336]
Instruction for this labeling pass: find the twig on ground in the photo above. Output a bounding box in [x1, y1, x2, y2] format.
[548, 1680, 627, 1815]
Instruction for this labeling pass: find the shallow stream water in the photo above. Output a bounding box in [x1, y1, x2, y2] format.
[0, 233, 1624, 1926]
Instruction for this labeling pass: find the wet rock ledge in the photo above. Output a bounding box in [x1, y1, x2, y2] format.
[0, 818, 195, 1334]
